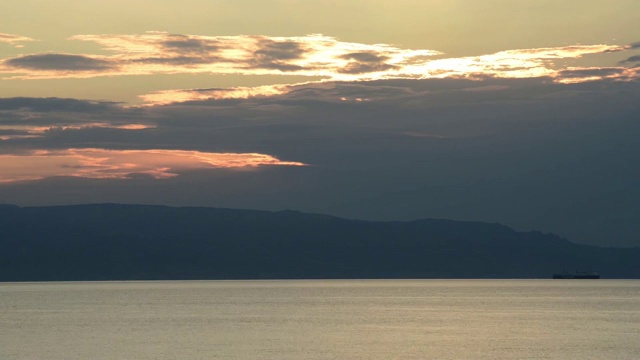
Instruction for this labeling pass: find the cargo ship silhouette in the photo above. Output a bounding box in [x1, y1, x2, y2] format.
[552, 271, 600, 279]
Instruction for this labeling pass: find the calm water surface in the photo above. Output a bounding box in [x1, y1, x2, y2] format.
[1, 280, 639, 359]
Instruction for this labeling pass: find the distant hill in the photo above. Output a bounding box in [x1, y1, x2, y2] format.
[1, 204, 638, 281]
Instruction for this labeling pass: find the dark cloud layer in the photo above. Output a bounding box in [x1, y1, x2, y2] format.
[5, 54, 115, 71]
[0, 97, 121, 112]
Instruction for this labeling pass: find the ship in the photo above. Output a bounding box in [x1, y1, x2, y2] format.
[552, 271, 600, 279]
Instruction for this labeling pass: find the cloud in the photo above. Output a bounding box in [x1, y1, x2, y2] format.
[0, 97, 121, 112]
[4, 53, 115, 71]
[338, 52, 398, 74]
[161, 35, 221, 53]
[139, 66, 640, 106]
[403, 45, 629, 80]
[0, 148, 306, 183]
[0, 33, 34, 48]
[557, 67, 625, 78]
[619, 55, 640, 64]
[251, 39, 308, 71]
[139, 79, 424, 106]
[5, 78, 634, 161]
[0, 123, 155, 142]
[627, 41, 640, 49]
[139, 84, 290, 105]
[1, 32, 631, 86]
[553, 67, 639, 83]
[0, 97, 153, 143]
[0, 135, 41, 141]
[0, 32, 422, 79]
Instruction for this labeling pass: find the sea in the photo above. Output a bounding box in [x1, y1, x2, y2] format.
[1, 280, 639, 360]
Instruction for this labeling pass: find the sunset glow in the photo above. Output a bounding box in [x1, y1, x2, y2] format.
[0, 148, 306, 183]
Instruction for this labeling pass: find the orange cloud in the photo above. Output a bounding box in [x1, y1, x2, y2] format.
[0, 148, 306, 183]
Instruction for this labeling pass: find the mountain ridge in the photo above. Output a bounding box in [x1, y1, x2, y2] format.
[1, 203, 638, 281]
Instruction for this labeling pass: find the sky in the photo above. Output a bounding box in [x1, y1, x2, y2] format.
[1, 0, 639, 247]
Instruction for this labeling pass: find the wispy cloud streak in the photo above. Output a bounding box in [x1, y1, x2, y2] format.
[0, 148, 306, 183]
[0, 123, 155, 141]
[627, 41, 640, 49]
[139, 84, 291, 105]
[620, 55, 640, 65]
[5, 54, 115, 71]
[0, 33, 35, 48]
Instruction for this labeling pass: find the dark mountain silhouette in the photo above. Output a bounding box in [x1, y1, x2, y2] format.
[1, 204, 638, 281]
